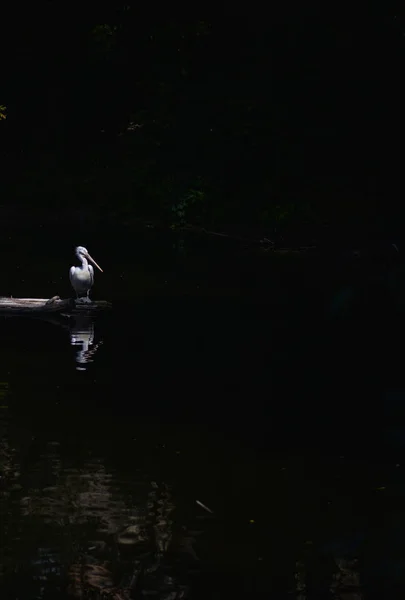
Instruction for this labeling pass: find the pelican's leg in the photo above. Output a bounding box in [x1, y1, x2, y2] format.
[85, 290, 92, 304]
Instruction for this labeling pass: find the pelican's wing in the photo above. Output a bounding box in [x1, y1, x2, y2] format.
[69, 266, 76, 286]
[88, 264, 94, 287]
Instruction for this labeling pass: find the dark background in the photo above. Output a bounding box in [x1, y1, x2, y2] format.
[1, 8, 404, 246]
[2, 7, 405, 599]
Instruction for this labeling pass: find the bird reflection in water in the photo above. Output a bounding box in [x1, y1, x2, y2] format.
[69, 315, 102, 370]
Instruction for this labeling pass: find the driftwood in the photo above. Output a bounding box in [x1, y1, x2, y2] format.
[0, 296, 112, 315]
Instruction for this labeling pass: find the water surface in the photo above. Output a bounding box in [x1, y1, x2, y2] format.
[1, 228, 405, 598]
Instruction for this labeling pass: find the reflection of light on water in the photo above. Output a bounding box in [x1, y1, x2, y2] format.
[15, 448, 187, 598]
[69, 316, 102, 371]
[331, 558, 362, 599]
[294, 556, 363, 599]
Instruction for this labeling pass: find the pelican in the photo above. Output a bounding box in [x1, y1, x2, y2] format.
[69, 246, 103, 303]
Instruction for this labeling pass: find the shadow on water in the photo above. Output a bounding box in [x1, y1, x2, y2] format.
[2, 230, 405, 597]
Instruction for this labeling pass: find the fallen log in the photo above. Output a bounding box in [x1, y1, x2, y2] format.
[0, 296, 112, 315]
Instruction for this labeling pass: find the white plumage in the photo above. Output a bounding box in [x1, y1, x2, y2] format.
[69, 246, 103, 303]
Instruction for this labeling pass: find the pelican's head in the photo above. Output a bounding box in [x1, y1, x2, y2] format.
[75, 246, 103, 272]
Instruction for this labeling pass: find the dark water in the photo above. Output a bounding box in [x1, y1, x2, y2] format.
[2, 225, 405, 598]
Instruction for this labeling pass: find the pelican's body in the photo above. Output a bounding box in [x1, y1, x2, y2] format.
[70, 246, 103, 303]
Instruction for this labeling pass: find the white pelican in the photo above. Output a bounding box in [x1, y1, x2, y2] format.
[69, 246, 103, 303]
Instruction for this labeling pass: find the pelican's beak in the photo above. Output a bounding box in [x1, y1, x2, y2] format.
[85, 252, 103, 273]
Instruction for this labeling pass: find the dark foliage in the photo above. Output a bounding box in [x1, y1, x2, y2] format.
[1, 7, 404, 242]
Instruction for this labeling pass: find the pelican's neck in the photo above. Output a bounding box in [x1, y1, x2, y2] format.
[78, 254, 88, 269]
